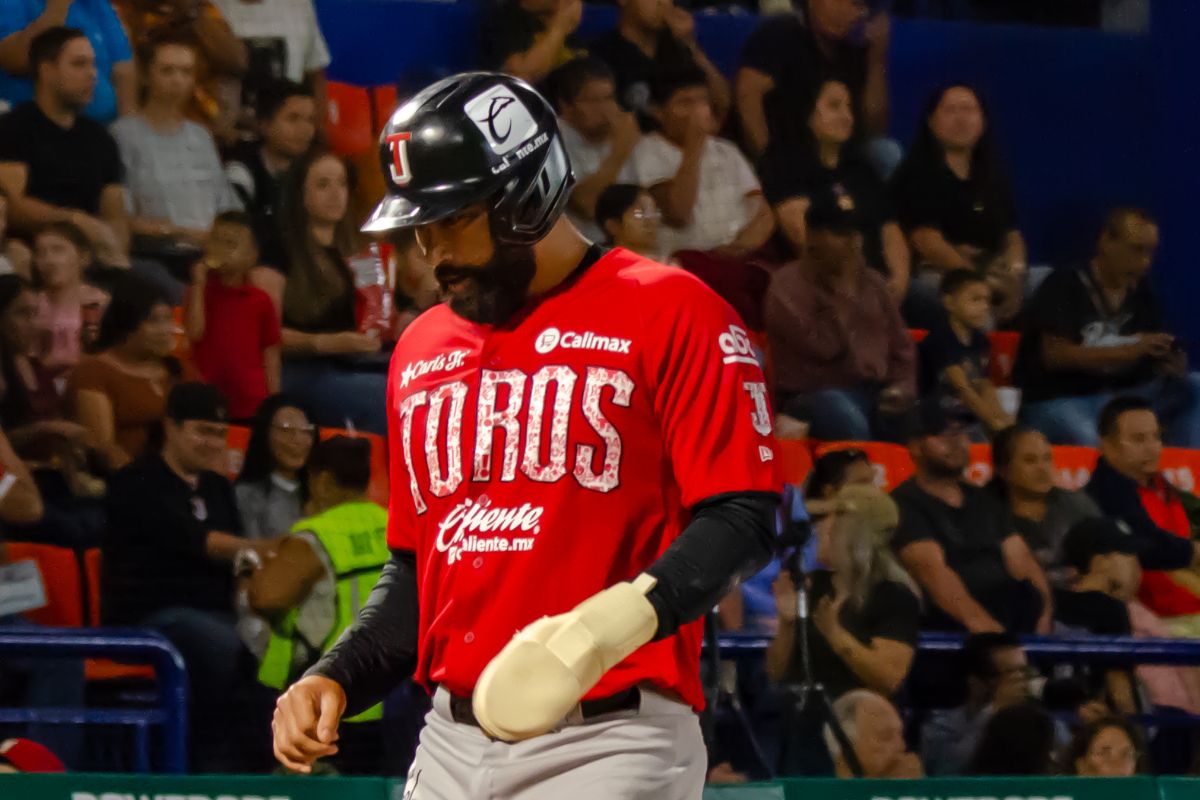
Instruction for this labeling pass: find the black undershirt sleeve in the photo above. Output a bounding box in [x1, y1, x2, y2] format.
[643, 491, 779, 641]
[306, 549, 420, 717]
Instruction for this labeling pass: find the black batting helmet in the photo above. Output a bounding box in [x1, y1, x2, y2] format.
[362, 72, 574, 245]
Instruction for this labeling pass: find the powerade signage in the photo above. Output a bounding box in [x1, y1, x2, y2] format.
[71, 795, 289, 800]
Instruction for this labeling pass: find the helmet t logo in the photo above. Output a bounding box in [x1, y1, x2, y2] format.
[386, 131, 413, 185]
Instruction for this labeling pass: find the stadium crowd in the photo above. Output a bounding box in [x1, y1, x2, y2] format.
[0, 0, 1195, 785]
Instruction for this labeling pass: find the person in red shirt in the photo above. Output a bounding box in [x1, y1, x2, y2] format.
[270, 73, 779, 796]
[1086, 395, 1200, 635]
[184, 211, 281, 420]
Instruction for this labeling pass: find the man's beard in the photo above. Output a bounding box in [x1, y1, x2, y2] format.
[435, 243, 537, 325]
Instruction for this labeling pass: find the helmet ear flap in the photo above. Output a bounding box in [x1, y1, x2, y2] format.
[492, 136, 574, 245]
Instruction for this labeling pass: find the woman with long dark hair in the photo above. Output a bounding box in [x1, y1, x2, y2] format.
[761, 78, 909, 298]
[67, 274, 186, 469]
[988, 425, 1100, 582]
[252, 150, 388, 433]
[967, 702, 1056, 775]
[235, 394, 317, 541]
[891, 84, 1027, 325]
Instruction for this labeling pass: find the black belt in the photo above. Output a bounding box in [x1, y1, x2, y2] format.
[448, 687, 641, 730]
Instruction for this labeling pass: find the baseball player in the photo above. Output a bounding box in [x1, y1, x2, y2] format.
[271, 71, 779, 798]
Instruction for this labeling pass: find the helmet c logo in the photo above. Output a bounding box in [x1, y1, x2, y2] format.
[481, 96, 515, 143]
[386, 132, 413, 186]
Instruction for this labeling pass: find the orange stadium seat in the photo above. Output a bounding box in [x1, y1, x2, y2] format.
[988, 331, 1021, 387]
[325, 81, 375, 157]
[1161, 447, 1200, 493]
[223, 424, 252, 481]
[813, 441, 914, 490]
[320, 428, 389, 507]
[908, 329, 928, 344]
[82, 549, 156, 681]
[776, 438, 814, 486]
[966, 443, 994, 486]
[5, 542, 83, 627]
[1050, 445, 1099, 490]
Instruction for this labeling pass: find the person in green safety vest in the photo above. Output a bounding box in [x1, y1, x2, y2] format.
[244, 434, 389, 774]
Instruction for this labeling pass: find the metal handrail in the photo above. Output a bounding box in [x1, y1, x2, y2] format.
[0, 626, 189, 773]
[714, 632, 1200, 665]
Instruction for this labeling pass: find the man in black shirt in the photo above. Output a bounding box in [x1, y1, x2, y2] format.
[224, 79, 316, 271]
[588, 0, 729, 130]
[892, 398, 1051, 633]
[736, 0, 888, 158]
[480, 0, 583, 85]
[103, 382, 275, 769]
[0, 27, 130, 268]
[1015, 207, 1200, 447]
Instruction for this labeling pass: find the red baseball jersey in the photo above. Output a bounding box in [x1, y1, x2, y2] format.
[385, 247, 779, 710]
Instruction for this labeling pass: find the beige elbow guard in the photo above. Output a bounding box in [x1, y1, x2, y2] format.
[471, 573, 659, 742]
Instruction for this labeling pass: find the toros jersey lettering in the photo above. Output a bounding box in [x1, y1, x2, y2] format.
[385, 248, 778, 709]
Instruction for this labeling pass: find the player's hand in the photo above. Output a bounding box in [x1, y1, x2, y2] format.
[473, 575, 658, 741]
[772, 573, 798, 622]
[272, 675, 346, 773]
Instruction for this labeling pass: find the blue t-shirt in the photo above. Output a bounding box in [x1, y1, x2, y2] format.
[0, 0, 132, 123]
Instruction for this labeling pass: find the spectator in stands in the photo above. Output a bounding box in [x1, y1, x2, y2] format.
[626, 68, 773, 258]
[482, 0, 582, 85]
[1068, 717, 1143, 777]
[68, 274, 189, 470]
[0, 423, 42, 525]
[0, 188, 33, 278]
[185, 211, 280, 422]
[112, 0, 247, 143]
[235, 393, 315, 541]
[1052, 518, 1139, 716]
[212, 0, 329, 118]
[967, 702, 1056, 776]
[553, 58, 639, 242]
[0, 274, 82, 433]
[31, 222, 106, 376]
[225, 80, 315, 271]
[824, 689, 922, 778]
[588, 0, 729, 129]
[248, 435, 389, 774]
[769, 485, 919, 698]
[1016, 208, 1200, 447]
[760, 78, 908, 298]
[1086, 396, 1200, 634]
[736, 448, 875, 633]
[103, 381, 273, 770]
[988, 425, 1100, 584]
[112, 36, 241, 258]
[0, 27, 130, 270]
[893, 398, 1052, 633]
[595, 183, 664, 260]
[736, 0, 890, 162]
[0, 0, 134, 124]
[388, 230, 438, 339]
[891, 84, 1026, 328]
[268, 150, 386, 433]
[921, 632, 1035, 775]
[765, 206, 914, 441]
[919, 270, 1012, 434]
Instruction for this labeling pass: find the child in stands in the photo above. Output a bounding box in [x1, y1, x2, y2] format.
[919, 269, 1012, 433]
[185, 211, 280, 421]
[31, 222, 109, 374]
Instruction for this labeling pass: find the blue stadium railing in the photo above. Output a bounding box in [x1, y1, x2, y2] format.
[0, 626, 188, 773]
